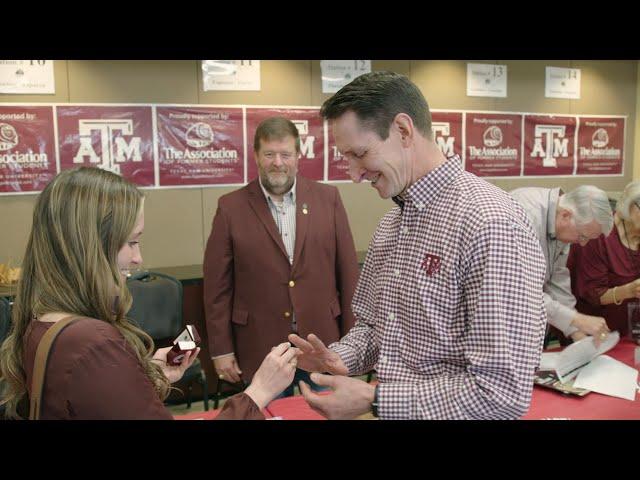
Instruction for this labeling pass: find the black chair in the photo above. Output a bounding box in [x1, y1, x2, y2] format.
[0, 297, 11, 346]
[126, 271, 209, 411]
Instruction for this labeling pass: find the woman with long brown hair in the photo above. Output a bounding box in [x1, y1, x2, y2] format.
[0, 167, 298, 419]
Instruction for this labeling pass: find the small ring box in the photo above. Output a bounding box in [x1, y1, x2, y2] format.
[167, 325, 201, 366]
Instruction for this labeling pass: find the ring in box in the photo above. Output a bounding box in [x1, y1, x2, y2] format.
[167, 325, 201, 365]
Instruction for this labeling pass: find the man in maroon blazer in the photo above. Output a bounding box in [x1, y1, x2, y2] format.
[203, 117, 359, 396]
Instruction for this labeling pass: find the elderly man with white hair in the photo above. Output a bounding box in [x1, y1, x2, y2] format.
[511, 185, 613, 343]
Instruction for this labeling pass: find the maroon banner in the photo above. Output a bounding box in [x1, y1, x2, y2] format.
[0, 106, 57, 194]
[246, 108, 324, 181]
[431, 111, 463, 159]
[524, 115, 576, 176]
[577, 117, 624, 175]
[327, 136, 350, 181]
[465, 113, 522, 177]
[57, 106, 155, 186]
[156, 107, 244, 186]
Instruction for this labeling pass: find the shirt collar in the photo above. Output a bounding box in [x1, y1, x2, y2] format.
[547, 187, 561, 241]
[404, 155, 463, 208]
[259, 176, 297, 205]
[392, 194, 405, 210]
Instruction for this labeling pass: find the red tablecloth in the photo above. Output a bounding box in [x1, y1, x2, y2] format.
[264, 342, 640, 420]
[523, 339, 640, 420]
[265, 393, 330, 420]
[174, 409, 222, 420]
[174, 408, 272, 420]
[175, 342, 639, 420]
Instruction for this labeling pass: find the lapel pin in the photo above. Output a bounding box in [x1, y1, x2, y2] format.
[302, 203, 309, 215]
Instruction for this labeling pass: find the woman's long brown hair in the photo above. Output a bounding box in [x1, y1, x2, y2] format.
[0, 167, 170, 418]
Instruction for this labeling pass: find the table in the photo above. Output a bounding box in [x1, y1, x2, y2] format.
[175, 340, 639, 420]
[173, 391, 372, 420]
[266, 394, 327, 420]
[174, 409, 223, 420]
[174, 408, 273, 420]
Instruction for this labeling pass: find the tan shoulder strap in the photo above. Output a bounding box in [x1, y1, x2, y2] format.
[29, 316, 82, 420]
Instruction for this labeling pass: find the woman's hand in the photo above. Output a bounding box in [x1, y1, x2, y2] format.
[152, 346, 201, 384]
[624, 279, 640, 300]
[244, 343, 300, 409]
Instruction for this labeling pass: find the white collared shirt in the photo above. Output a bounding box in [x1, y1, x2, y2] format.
[259, 177, 297, 265]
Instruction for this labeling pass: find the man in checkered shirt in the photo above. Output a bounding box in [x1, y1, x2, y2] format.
[289, 71, 547, 419]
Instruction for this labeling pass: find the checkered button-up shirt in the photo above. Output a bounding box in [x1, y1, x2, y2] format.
[330, 156, 547, 419]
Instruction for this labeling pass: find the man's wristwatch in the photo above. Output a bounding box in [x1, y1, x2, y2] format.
[371, 384, 380, 418]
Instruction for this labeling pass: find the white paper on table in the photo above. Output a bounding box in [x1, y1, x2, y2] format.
[539, 352, 561, 371]
[554, 331, 620, 382]
[573, 355, 639, 401]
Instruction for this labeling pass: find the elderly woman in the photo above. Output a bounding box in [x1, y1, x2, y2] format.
[567, 180, 640, 339]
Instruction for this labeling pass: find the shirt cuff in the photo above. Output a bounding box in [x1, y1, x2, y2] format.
[377, 382, 415, 420]
[211, 352, 235, 360]
[551, 304, 579, 337]
[328, 342, 359, 375]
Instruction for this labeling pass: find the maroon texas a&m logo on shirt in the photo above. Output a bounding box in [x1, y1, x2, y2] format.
[422, 253, 441, 276]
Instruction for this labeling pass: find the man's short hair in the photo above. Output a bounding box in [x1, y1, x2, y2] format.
[253, 117, 300, 153]
[559, 185, 613, 235]
[320, 71, 432, 140]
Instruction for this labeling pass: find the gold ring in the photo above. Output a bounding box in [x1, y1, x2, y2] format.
[599, 332, 607, 340]
[218, 374, 225, 380]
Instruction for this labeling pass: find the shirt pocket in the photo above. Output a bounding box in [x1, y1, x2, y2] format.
[399, 263, 463, 370]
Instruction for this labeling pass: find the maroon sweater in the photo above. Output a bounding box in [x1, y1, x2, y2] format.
[24, 317, 262, 420]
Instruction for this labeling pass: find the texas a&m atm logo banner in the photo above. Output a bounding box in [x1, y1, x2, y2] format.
[0, 103, 626, 195]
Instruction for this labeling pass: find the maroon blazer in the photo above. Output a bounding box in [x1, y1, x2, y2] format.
[203, 175, 359, 380]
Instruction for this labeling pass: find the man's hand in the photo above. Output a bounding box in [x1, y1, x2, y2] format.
[213, 354, 243, 384]
[299, 373, 375, 420]
[153, 347, 201, 384]
[288, 333, 348, 376]
[571, 312, 610, 339]
[570, 331, 587, 343]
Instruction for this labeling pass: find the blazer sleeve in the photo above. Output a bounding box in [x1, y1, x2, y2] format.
[203, 204, 236, 357]
[333, 188, 360, 336]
